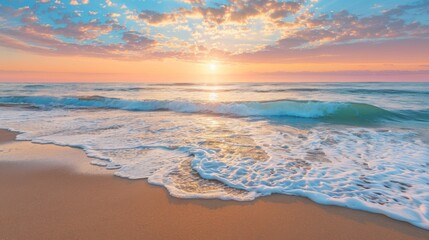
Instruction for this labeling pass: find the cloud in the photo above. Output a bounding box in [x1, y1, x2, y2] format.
[105, 0, 114, 7]
[22, 15, 115, 41]
[138, 0, 302, 26]
[138, 10, 178, 25]
[182, 0, 205, 5]
[0, 4, 157, 60]
[237, 38, 429, 64]
[302, 5, 429, 43]
[68, 0, 89, 5]
[121, 31, 157, 50]
[0, 0, 427, 63]
[0, 28, 158, 60]
[106, 13, 120, 18]
[239, 1, 429, 62]
[136, 0, 304, 54]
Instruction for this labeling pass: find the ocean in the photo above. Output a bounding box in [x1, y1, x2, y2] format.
[0, 82, 428, 229]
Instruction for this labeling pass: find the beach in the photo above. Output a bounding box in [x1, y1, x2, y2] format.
[1, 0, 428, 238]
[1, 129, 428, 240]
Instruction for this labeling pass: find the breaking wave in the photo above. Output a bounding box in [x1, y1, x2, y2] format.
[0, 95, 411, 123]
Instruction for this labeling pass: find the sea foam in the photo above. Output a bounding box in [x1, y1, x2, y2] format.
[0, 107, 428, 229]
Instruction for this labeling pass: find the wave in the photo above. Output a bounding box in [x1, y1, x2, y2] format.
[149, 83, 199, 86]
[247, 88, 429, 94]
[256, 88, 429, 94]
[93, 87, 147, 92]
[340, 89, 429, 95]
[15, 84, 429, 96]
[398, 109, 429, 122]
[0, 95, 414, 123]
[120, 87, 428, 95]
[254, 88, 320, 93]
[22, 84, 53, 89]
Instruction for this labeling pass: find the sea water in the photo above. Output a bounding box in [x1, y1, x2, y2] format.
[0, 82, 428, 229]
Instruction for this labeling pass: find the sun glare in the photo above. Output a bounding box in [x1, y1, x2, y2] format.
[208, 92, 218, 101]
[208, 62, 217, 72]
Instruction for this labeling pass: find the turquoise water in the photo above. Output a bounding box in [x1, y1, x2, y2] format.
[0, 82, 428, 229]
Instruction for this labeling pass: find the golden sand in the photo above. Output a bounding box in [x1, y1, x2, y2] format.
[0, 129, 428, 240]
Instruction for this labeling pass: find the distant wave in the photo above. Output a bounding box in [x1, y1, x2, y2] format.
[22, 84, 53, 89]
[99, 87, 428, 95]
[339, 89, 429, 95]
[150, 83, 199, 86]
[208, 88, 429, 94]
[254, 88, 320, 93]
[93, 87, 147, 92]
[15, 84, 429, 96]
[1, 95, 423, 124]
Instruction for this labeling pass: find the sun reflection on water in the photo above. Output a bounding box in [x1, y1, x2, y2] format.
[208, 92, 218, 101]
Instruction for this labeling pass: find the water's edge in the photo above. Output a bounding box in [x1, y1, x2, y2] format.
[1, 126, 428, 231]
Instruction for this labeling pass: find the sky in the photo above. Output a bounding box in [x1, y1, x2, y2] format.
[0, 0, 428, 82]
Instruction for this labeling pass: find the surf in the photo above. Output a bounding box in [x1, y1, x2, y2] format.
[0, 95, 412, 123]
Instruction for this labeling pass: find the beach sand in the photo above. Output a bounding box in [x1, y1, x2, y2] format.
[0, 129, 428, 240]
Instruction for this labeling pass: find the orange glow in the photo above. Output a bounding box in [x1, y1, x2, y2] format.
[0, 1, 427, 83]
[0, 44, 428, 82]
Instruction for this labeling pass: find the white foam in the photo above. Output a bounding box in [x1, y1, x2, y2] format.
[0, 107, 428, 229]
[193, 126, 429, 228]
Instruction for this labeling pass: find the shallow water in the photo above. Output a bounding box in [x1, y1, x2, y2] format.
[0, 82, 428, 229]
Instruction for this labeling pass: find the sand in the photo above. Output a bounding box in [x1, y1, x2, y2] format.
[0, 129, 428, 240]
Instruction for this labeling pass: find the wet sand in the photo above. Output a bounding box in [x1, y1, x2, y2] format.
[0, 129, 428, 240]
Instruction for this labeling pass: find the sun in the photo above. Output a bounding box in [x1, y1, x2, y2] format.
[208, 62, 217, 71]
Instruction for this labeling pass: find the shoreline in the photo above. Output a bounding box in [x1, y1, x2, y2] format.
[0, 129, 428, 240]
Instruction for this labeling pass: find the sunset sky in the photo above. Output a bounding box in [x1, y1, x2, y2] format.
[0, 0, 428, 82]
